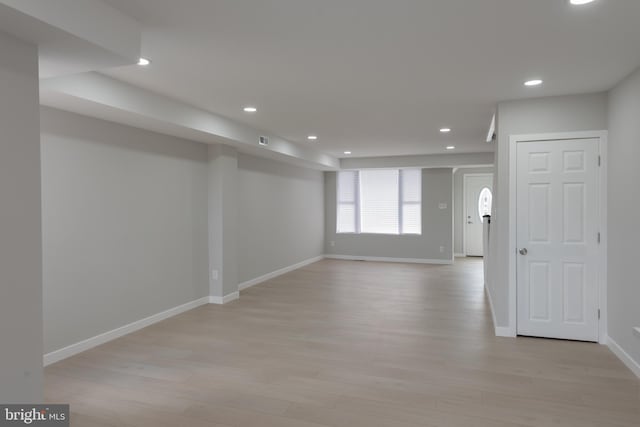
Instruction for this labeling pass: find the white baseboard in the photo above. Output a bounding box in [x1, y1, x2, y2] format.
[209, 292, 239, 305]
[606, 335, 640, 378]
[495, 326, 516, 337]
[454, 253, 466, 258]
[484, 285, 516, 338]
[43, 296, 210, 366]
[325, 254, 453, 265]
[42, 257, 326, 365]
[238, 255, 325, 291]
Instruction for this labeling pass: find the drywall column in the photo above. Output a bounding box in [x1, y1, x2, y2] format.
[608, 66, 640, 373]
[0, 33, 43, 402]
[208, 144, 239, 302]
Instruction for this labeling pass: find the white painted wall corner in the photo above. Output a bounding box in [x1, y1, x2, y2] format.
[209, 292, 240, 305]
[605, 335, 640, 378]
[485, 285, 516, 338]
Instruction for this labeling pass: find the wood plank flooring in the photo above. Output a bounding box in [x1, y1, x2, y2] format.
[45, 258, 640, 426]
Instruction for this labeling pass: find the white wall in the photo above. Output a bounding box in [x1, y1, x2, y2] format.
[453, 167, 494, 255]
[237, 153, 325, 284]
[0, 32, 42, 403]
[491, 93, 608, 327]
[325, 168, 453, 262]
[207, 144, 239, 298]
[607, 67, 640, 370]
[41, 107, 209, 354]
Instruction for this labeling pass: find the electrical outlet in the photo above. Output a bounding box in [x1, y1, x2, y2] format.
[211, 269, 219, 280]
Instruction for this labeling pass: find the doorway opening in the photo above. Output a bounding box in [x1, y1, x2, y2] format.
[463, 173, 493, 257]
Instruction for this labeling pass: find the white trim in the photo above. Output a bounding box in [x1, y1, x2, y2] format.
[606, 336, 640, 378]
[485, 285, 516, 337]
[238, 256, 324, 291]
[43, 296, 210, 366]
[508, 131, 608, 341]
[209, 292, 239, 305]
[454, 253, 466, 258]
[325, 254, 453, 265]
[495, 326, 515, 338]
[462, 173, 493, 257]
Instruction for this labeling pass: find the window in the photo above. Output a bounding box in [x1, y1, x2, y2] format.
[478, 187, 492, 222]
[337, 169, 422, 235]
[337, 171, 358, 233]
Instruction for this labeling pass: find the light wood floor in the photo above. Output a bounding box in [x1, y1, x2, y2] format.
[45, 258, 639, 427]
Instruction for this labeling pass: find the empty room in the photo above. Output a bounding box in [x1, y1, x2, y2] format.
[1, 1, 639, 426]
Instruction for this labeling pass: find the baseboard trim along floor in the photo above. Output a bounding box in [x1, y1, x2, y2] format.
[324, 254, 453, 265]
[607, 335, 640, 378]
[238, 255, 325, 291]
[43, 296, 210, 366]
[43, 256, 326, 365]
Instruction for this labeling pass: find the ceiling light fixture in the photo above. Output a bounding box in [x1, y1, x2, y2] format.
[137, 57, 151, 66]
[524, 79, 543, 87]
[440, 128, 452, 133]
[243, 107, 257, 113]
[446, 146, 456, 150]
[570, 0, 596, 5]
[344, 151, 352, 155]
[307, 135, 318, 141]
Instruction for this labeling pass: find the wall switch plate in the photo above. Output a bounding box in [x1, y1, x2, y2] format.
[330, 241, 335, 247]
[438, 203, 447, 210]
[634, 327, 640, 339]
[440, 246, 445, 253]
[211, 269, 219, 280]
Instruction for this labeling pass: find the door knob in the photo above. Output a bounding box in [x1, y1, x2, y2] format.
[519, 248, 528, 255]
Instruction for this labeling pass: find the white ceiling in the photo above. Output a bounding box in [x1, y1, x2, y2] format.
[98, 0, 640, 158]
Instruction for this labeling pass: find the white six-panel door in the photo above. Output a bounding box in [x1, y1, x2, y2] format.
[516, 138, 600, 342]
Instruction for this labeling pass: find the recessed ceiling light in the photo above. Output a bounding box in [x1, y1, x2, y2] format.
[243, 107, 257, 113]
[524, 79, 543, 87]
[570, 0, 596, 5]
[137, 57, 151, 66]
[440, 128, 452, 133]
[344, 151, 352, 155]
[307, 135, 318, 141]
[446, 146, 456, 150]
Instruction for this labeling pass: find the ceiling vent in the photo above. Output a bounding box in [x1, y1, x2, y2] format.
[259, 136, 269, 146]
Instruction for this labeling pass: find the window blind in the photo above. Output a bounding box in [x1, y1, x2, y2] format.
[336, 169, 421, 235]
[400, 169, 422, 234]
[337, 170, 358, 233]
[360, 169, 400, 234]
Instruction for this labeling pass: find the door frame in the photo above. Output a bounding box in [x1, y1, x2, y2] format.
[508, 131, 608, 344]
[462, 173, 494, 257]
